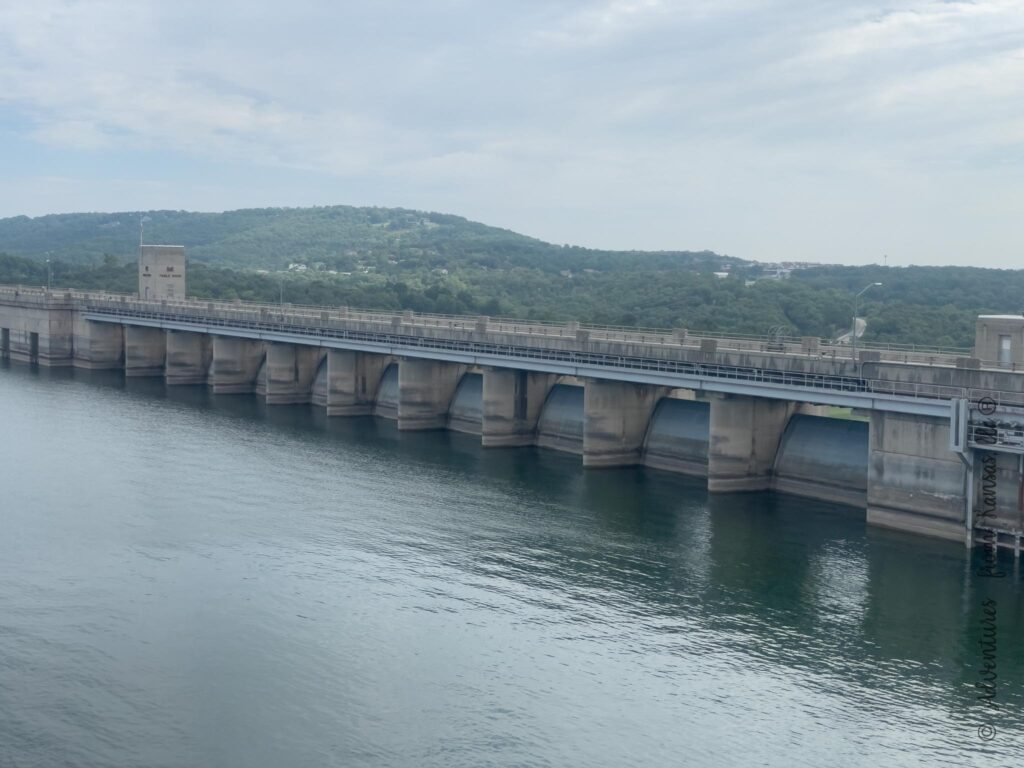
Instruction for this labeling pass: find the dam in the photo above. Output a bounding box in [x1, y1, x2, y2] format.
[3, 283, 1024, 549]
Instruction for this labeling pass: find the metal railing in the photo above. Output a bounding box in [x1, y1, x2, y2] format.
[0, 284, 981, 367]
[70, 299, 1024, 410]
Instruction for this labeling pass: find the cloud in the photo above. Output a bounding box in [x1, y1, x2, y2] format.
[0, 0, 1020, 266]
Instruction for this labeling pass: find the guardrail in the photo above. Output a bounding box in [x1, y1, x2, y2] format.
[0, 284, 982, 368]
[75, 300, 1024, 411]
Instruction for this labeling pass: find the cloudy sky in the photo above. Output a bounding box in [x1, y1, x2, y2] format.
[0, 1, 1021, 266]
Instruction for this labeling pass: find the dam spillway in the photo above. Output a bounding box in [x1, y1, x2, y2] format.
[642, 398, 710, 476]
[3, 285, 1024, 547]
[536, 384, 585, 454]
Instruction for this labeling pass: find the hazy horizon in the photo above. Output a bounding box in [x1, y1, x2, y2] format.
[1, 1, 1021, 268]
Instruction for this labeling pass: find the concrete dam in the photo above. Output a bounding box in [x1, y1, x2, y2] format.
[3, 285, 1024, 550]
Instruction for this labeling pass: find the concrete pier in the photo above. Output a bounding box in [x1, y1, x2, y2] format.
[481, 368, 555, 447]
[72, 318, 123, 370]
[124, 326, 166, 377]
[867, 412, 967, 542]
[209, 336, 264, 394]
[708, 395, 795, 492]
[583, 380, 668, 467]
[0, 299, 73, 365]
[165, 330, 211, 385]
[311, 350, 392, 416]
[397, 358, 466, 431]
[262, 342, 320, 405]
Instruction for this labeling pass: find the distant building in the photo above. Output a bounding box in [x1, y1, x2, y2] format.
[975, 315, 1024, 365]
[139, 245, 186, 300]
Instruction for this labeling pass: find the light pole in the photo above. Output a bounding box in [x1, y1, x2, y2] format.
[852, 282, 882, 360]
[45, 253, 51, 291]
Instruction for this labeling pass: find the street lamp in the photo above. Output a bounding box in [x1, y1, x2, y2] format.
[852, 282, 882, 360]
[45, 253, 51, 291]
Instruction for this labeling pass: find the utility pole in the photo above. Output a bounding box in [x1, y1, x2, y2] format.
[852, 282, 882, 360]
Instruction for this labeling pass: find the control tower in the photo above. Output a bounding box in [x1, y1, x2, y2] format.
[139, 245, 187, 300]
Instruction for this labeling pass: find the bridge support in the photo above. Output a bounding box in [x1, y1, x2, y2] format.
[481, 368, 555, 447]
[0, 302, 73, 366]
[708, 394, 794, 492]
[583, 380, 668, 467]
[72, 319, 123, 369]
[124, 326, 166, 377]
[165, 330, 212, 385]
[262, 342, 320, 405]
[209, 336, 264, 394]
[312, 349, 392, 416]
[397, 358, 466, 431]
[867, 412, 967, 542]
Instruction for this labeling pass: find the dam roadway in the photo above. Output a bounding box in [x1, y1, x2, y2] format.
[3, 284, 1024, 548]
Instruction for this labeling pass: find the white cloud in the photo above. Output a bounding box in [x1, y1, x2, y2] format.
[0, 0, 1021, 266]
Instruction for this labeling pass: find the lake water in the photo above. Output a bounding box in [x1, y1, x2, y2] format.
[1, 362, 1021, 767]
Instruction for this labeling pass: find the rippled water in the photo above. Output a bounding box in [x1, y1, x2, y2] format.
[1, 362, 1022, 767]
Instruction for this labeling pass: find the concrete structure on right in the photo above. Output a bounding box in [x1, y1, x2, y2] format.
[975, 315, 1024, 367]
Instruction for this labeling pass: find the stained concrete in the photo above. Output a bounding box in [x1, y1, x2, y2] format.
[311, 350, 393, 416]
[124, 326, 166, 377]
[481, 368, 555, 447]
[209, 337, 265, 394]
[708, 394, 795, 492]
[583, 380, 668, 468]
[165, 330, 211, 385]
[397, 358, 466, 431]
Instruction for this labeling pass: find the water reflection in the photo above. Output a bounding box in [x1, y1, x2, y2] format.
[2, 361, 1022, 766]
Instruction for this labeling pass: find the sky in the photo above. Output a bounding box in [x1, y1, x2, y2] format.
[0, 0, 1022, 267]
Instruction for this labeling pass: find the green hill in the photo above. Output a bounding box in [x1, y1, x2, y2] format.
[0, 205, 1020, 348]
[0, 206, 730, 274]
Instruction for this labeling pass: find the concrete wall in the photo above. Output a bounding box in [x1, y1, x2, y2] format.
[773, 415, 869, 507]
[124, 326, 166, 377]
[481, 368, 555, 447]
[311, 350, 393, 416]
[583, 380, 668, 468]
[0, 299, 74, 365]
[867, 411, 967, 542]
[974, 315, 1024, 365]
[642, 397, 710, 476]
[165, 330, 211, 385]
[971, 450, 1024, 533]
[447, 372, 484, 434]
[536, 383, 585, 454]
[396, 358, 466, 431]
[260, 342, 321, 405]
[374, 363, 399, 419]
[707, 395, 795, 492]
[139, 245, 187, 300]
[72, 316, 123, 370]
[209, 336, 265, 394]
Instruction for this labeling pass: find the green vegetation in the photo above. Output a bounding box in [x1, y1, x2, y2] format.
[1, 205, 1020, 348]
[826, 407, 870, 422]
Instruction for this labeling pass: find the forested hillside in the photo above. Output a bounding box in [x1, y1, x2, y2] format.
[0, 206, 1019, 348]
[0, 206, 730, 273]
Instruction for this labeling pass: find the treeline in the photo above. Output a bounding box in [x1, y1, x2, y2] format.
[2, 205, 1019, 348]
[0, 251, 1002, 347]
